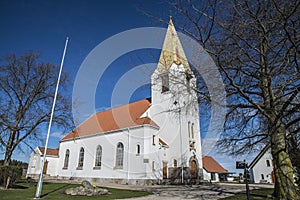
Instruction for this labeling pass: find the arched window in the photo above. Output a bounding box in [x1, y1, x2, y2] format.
[191, 123, 194, 139]
[95, 145, 102, 167]
[174, 159, 177, 168]
[136, 144, 140, 156]
[63, 149, 70, 169]
[152, 161, 155, 171]
[161, 73, 169, 93]
[188, 121, 191, 138]
[77, 147, 84, 169]
[115, 142, 124, 168]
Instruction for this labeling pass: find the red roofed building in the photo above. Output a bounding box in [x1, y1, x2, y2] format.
[27, 18, 204, 184]
[27, 147, 59, 177]
[202, 156, 228, 182]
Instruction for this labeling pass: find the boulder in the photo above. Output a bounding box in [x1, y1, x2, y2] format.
[65, 184, 110, 196]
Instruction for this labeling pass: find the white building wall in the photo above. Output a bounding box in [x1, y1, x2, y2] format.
[57, 125, 161, 181]
[250, 148, 273, 183]
[203, 169, 220, 182]
[26, 148, 58, 177]
[27, 150, 41, 176]
[45, 156, 59, 176]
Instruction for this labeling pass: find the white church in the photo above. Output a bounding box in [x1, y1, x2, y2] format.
[27, 19, 209, 184]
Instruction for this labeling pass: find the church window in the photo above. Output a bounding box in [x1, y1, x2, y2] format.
[152, 161, 155, 171]
[261, 174, 264, 180]
[63, 149, 70, 169]
[77, 147, 84, 169]
[174, 159, 177, 168]
[136, 144, 140, 156]
[186, 72, 192, 92]
[95, 145, 102, 168]
[188, 121, 191, 138]
[161, 73, 169, 93]
[152, 135, 155, 145]
[191, 123, 195, 139]
[115, 142, 124, 168]
[266, 160, 270, 167]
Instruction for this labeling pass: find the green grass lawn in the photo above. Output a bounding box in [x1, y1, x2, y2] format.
[1, 182, 151, 200]
[221, 188, 274, 200]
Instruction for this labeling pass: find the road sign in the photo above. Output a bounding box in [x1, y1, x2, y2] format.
[236, 161, 246, 169]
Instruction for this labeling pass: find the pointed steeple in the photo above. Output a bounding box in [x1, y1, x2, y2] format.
[157, 17, 191, 73]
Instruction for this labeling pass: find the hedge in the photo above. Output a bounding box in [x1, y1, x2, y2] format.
[0, 165, 22, 188]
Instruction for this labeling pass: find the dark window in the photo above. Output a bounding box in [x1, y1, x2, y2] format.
[115, 142, 124, 168]
[174, 159, 177, 168]
[266, 160, 270, 167]
[95, 145, 102, 167]
[152, 161, 155, 171]
[161, 73, 169, 93]
[191, 123, 195, 139]
[188, 121, 191, 138]
[136, 144, 140, 155]
[63, 149, 70, 169]
[261, 174, 264, 180]
[152, 135, 155, 145]
[211, 172, 216, 180]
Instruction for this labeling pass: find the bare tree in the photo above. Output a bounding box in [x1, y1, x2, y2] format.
[143, 0, 300, 199]
[0, 51, 71, 166]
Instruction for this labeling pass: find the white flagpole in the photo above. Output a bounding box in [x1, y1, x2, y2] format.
[35, 37, 69, 198]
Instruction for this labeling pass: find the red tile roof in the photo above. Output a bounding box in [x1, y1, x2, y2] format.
[61, 99, 158, 141]
[202, 156, 228, 173]
[38, 147, 59, 156]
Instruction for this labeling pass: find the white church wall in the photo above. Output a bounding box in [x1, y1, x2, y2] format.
[57, 125, 161, 181]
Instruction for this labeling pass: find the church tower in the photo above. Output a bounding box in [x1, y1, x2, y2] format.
[149, 18, 202, 180]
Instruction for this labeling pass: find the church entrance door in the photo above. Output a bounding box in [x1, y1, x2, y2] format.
[163, 162, 167, 179]
[43, 160, 48, 175]
[190, 159, 198, 179]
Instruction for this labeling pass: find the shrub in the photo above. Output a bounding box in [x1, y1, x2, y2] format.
[0, 165, 22, 188]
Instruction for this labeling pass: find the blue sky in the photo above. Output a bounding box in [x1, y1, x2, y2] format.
[0, 0, 252, 173]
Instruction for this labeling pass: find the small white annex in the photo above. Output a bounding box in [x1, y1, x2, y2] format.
[202, 156, 228, 182]
[249, 145, 274, 183]
[27, 19, 204, 184]
[27, 147, 59, 177]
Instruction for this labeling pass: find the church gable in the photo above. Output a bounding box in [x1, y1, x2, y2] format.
[61, 99, 159, 141]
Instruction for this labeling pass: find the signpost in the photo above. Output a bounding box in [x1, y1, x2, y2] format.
[236, 160, 250, 200]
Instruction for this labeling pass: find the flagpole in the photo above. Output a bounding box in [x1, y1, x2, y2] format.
[35, 37, 69, 198]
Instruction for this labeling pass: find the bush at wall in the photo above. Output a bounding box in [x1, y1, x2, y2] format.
[0, 165, 22, 188]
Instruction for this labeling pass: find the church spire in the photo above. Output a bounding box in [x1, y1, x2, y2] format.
[157, 17, 191, 73]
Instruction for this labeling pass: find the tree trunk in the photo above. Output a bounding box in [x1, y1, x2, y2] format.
[271, 125, 300, 199]
[4, 146, 13, 166]
[3, 130, 15, 166]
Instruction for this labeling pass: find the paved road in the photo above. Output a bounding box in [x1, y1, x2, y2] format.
[113, 183, 273, 200]
[47, 179, 273, 199]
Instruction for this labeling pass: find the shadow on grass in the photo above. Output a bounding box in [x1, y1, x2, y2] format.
[11, 184, 29, 189]
[40, 184, 71, 198]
